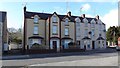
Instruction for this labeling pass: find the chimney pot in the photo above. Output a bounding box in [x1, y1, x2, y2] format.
[24, 6, 26, 12]
[96, 15, 99, 20]
[67, 11, 71, 17]
[82, 14, 85, 18]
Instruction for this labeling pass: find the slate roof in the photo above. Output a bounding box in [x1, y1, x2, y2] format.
[0, 11, 7, 22]
[25, 11, 105, 25]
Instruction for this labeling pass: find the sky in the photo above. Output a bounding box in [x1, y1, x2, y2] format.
[0, 1, 118, 30]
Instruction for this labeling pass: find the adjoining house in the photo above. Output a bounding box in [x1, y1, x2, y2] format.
[0, 11, 9, 53]
[23, 6, 106, 52]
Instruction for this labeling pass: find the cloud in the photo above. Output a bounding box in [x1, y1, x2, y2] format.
[101, 9, 118, 30]
[81, 4, 91, 12]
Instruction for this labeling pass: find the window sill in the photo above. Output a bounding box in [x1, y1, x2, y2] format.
[34, 22, 39, 24]
[33, 34, 39, 35]
[52, 33, 58, 35]
[53, 22, 58, 23]
[65, 24, 69, 26]
[65, 35, 69, 36]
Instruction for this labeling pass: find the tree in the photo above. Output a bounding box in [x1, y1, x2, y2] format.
[106, 26, 120, 45]
[8, 28, 22, 45]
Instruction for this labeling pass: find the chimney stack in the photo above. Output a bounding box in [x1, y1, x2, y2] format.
[24, 6, 26, 12]
[67, 11, 71, 17]
[96, 15, 99, 20]
[82, 14, 85, 18]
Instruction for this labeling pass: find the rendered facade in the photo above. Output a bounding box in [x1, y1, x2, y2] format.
[0, 11, 8, 52]
[23, 6, 106, 52]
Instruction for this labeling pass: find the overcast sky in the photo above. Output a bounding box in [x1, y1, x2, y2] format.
[0, 1, 118, 30]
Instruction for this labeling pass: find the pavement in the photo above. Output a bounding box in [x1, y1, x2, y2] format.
[2, 48, 119, 67]
[2, 48, 117, 60]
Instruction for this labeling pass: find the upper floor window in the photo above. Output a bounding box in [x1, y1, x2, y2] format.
[53, 16, 57, 23]
[34, 17, 39, 24]
[84, 29, 88, 36]
[91, 22, 95, 27]
[85, 22, 88, 27]
[0, 23, 2, 36]
[65, 18, 69, 25]
[99, 23, 102, 31]
[83, 18, 88, 27]
[65, 27, 69, 36]
[75, 17, 80, 23]
[33, 25, 39, 34]
[52, 25, 58, 34]
[91, 29, 95, 36]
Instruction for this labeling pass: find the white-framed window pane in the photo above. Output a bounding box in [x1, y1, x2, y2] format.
[85, 23, 87, 27]
[91, 23, 95, 27]
[65, 18, 69, 25]
[33, 26, 39, 34]
[85, 29, 88, 36]
[52, 25, 58, 34]
[34, 17, 38, 23]
[53, 16, 57, 22]
[92, 29, 95, 36]
[65, 28, 69, 35]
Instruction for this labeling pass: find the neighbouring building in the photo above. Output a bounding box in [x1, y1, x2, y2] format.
[0, 11, 9, 53]
[118, 1, 120, 26]
[23, 6, 106, 52]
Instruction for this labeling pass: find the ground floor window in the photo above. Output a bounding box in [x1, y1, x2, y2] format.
[29, 39, 42, 49]
[87, 44, 90, 48]
[62, 40, 71, 49]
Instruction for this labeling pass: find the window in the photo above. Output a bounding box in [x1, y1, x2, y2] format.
[53, 16, 57, 22]
[33, 25, 39, 34]
[91, 29, 95, 36]
[91, 22, 95, 27]
[65, 18, 69, 25]
[0, 23, 2, 36]
[29, 39, 33, 44]
[52, 25, 58, 34]
[65, 28, 69, 36]
[85, 29, 88, 36]
[85, 22, 88, 27]
[75, 18, 80, 23]
[34, 17, 38, 24]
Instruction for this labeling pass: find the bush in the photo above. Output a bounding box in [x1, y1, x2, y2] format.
[31, 43, 46, 49]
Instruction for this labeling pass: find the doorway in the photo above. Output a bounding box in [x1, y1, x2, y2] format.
[53, 41, 57, 51]
[92, 41, 95, 49]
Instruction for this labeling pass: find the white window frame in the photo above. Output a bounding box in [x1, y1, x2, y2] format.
[52, 25, 58, 34]
[91, 22, 95, 27]
[33, 25, 39, 34]
[85, 29, 88, 36]
[65, 27, 69, 36]
[92, 29, 95, 36]
[53, 16, 57, 22]
[65, 18, 69, 25]
[34, 17, 39, 24]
